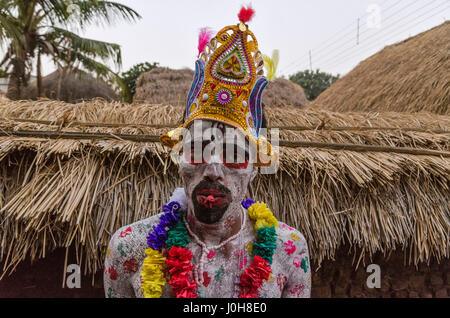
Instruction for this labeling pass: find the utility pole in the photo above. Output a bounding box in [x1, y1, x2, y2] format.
[357, 18, 360, 45]
[309, 50, 312, 71]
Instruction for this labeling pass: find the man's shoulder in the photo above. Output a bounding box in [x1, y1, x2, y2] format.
[271, 221, 310, 278]
[275, 221, 308, 248]
[113, 214, 161, 238]
[275, 221, 306, 240]
[107, 214, 164, 260]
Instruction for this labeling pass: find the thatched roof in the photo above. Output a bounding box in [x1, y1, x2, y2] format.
[0, 99, 448, 277]
[21, 69, 118, 103]
[134, 67, 195, 105]
[310, 21, 450, 115]
[263, 78, 309, 108]
[134, 67, 309, 107]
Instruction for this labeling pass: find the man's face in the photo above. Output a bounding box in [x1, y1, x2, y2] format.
[178, 120, 256, 224]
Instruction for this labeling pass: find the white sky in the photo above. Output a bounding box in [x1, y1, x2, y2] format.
[41, 0, 450, 78]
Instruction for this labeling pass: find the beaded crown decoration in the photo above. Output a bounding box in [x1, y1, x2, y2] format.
[160, 6, 275, 167]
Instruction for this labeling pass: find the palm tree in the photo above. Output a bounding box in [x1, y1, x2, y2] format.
[0, 0, 140, 100]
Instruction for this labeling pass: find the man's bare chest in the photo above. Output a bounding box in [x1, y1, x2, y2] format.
[129, 239, 289, 298]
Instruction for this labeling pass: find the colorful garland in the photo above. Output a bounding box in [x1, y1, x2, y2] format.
[140, 198, 278, 298]
[239, 199, 278, 297]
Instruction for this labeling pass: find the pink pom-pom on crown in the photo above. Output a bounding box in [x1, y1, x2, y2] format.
[197, 27, 213, 57]
[238, 5, 255, 23]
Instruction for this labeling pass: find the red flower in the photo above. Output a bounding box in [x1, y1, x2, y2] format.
[288, 284, 305, 297]
[165, 246, 194, 276]
[119, 226, 132, 238]
[284, 240, 296, 255]
[203, 271, 211, 287]
[123, 258, 138, 273]
[277, 273, 287, 292]
[224, 216, 235, 229]
[108, 266, 117, 280]
[238, 256, 271, 298]
[293, 256, 301, 268]
[165, 246, 198, 298]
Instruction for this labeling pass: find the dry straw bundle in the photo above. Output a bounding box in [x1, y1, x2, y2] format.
[262, 78, 309, 108]
[133, 67, 195, 105]
[0, 99, 448, 278]
[310, 21, 450, 115]
[21, 69, 118, 103]
[134, 67, 309, 107]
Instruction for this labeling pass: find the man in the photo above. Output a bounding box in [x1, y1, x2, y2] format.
[104, 6, 310, 298]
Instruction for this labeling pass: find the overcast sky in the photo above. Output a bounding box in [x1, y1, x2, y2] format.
[41, 0, 449, 78]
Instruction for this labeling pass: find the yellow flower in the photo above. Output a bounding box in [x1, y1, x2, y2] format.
[140, 249, 166, 298]
[248, 202, 278, 230]
[266, 272, 274, 283]
[290, 233, 301, 241]
[106, 248, 110, 258]
[245, 241, 253, 254]
[143, 249, 166, 264]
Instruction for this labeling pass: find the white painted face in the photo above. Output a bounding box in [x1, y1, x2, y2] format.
[178, 120, 257, 224]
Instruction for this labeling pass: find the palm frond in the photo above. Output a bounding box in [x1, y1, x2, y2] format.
[46, 26, 122, 67]
[36, 0, 70, 24]
[63, 50, 128, 98]
[0, 8, 22, 46]
[73, 0, 141, 28]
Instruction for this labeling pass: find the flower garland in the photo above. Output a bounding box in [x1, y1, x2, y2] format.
[239, 199, 278, 297]
[140, 198, 278, 298]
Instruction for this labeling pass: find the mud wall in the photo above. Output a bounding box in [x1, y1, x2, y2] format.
[311, 246, 449, 298]
[1, 246, 448, 298]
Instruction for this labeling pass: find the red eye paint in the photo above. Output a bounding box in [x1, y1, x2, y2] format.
[184, 144, 208, 165]
[223, 160, 248, 169]
[221, 144, 249, 169]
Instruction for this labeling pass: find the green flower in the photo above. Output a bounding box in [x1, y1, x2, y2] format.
[166, 221, 190, 249]
[215, 267, 224, 281]
[253, 226, 277, 264]
[301, 256, 309, 273]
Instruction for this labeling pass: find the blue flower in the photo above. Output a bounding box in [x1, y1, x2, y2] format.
[241, 198, 256, 209]
[159, 211, 178, 228]
[146, 224, 168, 252]
[163, 201, 181, 213]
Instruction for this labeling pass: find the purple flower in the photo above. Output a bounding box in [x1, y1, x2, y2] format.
[159, 211, 178, 228]
[147, 224, 167, 251]
[241, 198, 256, 209]
[163, 201, 181, 213]
[146, 201, 182, 251]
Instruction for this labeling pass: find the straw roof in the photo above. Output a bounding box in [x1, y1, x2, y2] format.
[21, 69, 118, 103]
[310, 21, 450, 115]
[134, 67, 195, 105]
[0, 99, 448, 277]
[263, 78, 309, 108]
[134, 67, 309, 107]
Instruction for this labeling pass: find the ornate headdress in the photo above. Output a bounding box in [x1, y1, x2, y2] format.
[161, 6, 275, 166]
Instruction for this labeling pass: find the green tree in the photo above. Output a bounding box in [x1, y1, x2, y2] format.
[121, 62, 159, 103]
[289, 69, 339, 101]
[0, 0, 141, 100]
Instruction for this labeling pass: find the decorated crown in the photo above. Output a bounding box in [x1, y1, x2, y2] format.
[161, 6, 275, 167]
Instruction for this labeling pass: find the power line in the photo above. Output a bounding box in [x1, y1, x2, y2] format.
[316, 0, 449, 71]
[325, 7, 450, 72]
[279, 0, 402, 74]
[286, 0, 428, 73]
[322, 7, 450, 72]
[286, 0, 446, 74]
[309, 0, 406, 59]
[280, 0, 395, 72]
